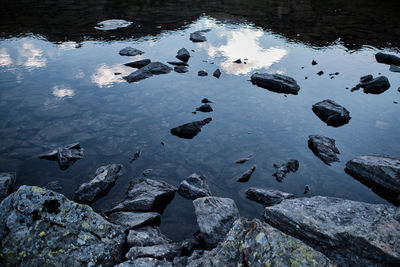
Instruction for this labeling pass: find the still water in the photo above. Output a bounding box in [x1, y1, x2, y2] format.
[1, 0, 400, 240]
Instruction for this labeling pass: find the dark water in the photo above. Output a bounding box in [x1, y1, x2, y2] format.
[1, 0, 400, 241]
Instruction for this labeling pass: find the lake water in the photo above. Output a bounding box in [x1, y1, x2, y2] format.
[1, 0, 400, 241]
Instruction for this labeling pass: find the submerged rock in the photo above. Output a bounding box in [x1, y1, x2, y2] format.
[187, 217, 334, 267]
[45, 180, 62, 191]
[235, 157, 250, 164]
[263, 196, 400, 266]
[178, 173, 211, 200]
[94, 19, 132, 31]
[40, 143, 84, 170]
[237, 165, 256, 182]
[198, 70, 208, 76]
[245, 187, 294, 206]
[201, 98, 213, 104]
[196, 104, 213, 113]
[167, 61, 189, 66]
[312, 99, 351, 127]
[174, 66, 188, 73]
[273, 159, 299, 182]
[390, 65, 400, 72]
[124, 59, 151, 69]
[0, 186, 125, 266]
[176, 48, 190, 62]
[170, 118, 212, 139]
[108, 211, 160, 229]
[193, 196, 239, 248]
[212, 69, 221, 78]
[190, 30, 210, 42]
[74, 164, 122, 204]
[127, 226, 171, 247]
[358, 75, 391, 94]
[375, 52, 400, 66]
[0, 172, 15, 201]
[126, 243, 181, 261]
[124, 62, 172, 82]
[308, 134, 340, 165]
[119, 47, 144, 56]
[250, 73, 300, 95]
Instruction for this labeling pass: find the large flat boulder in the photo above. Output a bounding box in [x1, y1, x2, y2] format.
[312, 99, 351, 127]
[108, 211, 160, 229]
[250, 73, 300, 95]
[0, 185, 125, 266]
[263, 196, 400, 266]
[375, 52, 400, 66]
[245, 187, 294, 206]
[0, 172, 16, 201]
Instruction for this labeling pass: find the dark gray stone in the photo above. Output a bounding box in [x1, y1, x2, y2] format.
[201, 98, 213, 103]
[167, 61, 189, 66]
[360, 74, 373, 83]
[127, 226, 170, 247]
[375, 52, 400, 66]
[124, 62, 172, 82]
[212, 69, 221, 78]
[176, 48, 190, 62]
[180, 238, 200, 256]
[250, 73, 300, 95]
[45, 181, 62, 191]
[115, 258, 172, 267]
[170, 118, 212, 139]
[40, 143, 84, 170]
[124, 59, 151, 69]
[108, 211, 160, 229]
[119, 47, 144, 56]
[233, 58, 242, 64]
[358, 76, 391, 94]
[193, 196, 240, 248]
[0, 186, 125, 266]
[308, 134, 340, 165]
[235, 157, 250, 164]
[196, 104, 213, 112]
[237, 165, 256, 182]
[0, 172, 15, 201]
[312, 99, 351, 127]
[125, 243, 181, 261]
[273, 159, 299, 182]
[263, 196, 400, 266]
[198, 70, 208, 76]
[178, 173, 211, 200]
[312, 60, 318, 65]
[174, 66, 188, 73]
[390, 65, 400, 72]
[245, 187, 294, 206]
[190, 30, 209, 42]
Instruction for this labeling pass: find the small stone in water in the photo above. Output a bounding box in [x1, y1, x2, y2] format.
[304, 185, 310, 194]
[317, 71, 324, 76]
[312, 60, 318, 65]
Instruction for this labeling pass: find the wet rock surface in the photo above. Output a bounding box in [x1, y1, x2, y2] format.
[127, 226, 171, 247]
[190, 30, 209, 42]
[193, 196, 239, 248]
[119, 47, 144, 56]
[124, 59, 151, 68]
[0, 172, 15, 201]
[178, 173, 211, 200]
[236, 165, 256, 182]
[198, 70, 208, 76]
[375, 52, 400, 66]
[312, 99, 351, 127]
[115, 258, 172, 267]
[124, 62, 172, 82]
[40, 143, 84, 170]
[170, 118, 212, 139]
[357, 75, 391, 94]
[308, 134, 340, 165]
[126, 243, 181, 261]
[195, 104, 213, 112]
[176, 48, 190, 62]
[250, 73, 300, 95]
[212, 69, 221, 78]
[245, 187, 294, 206]
[174, 66, 188, 73]
[0, 185, 125, 266]
[188, 217, 335, 267]
[390, 65, 400, 72]
[273, 159, 299, 182]
[74, 164, 122, 204]
[108, 211, 160, 229]
[263, 196, 400, 266]
[167, 61, 189, 66]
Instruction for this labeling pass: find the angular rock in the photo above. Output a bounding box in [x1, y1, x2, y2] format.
[193, 196, 240, 248]
[317, 70, 324, 76]
[250, 73, 300, 95]
[45, 180, 62, 191]
[178, 173, 211, 200]
[124, 59, 151, 69]
[212, 69, 221, 78]
[198, 70, 208, 76]
[124, 62, 172, 82]
[74, 164, 122, 204]
[180, 238, 200, 256]
[308, 134, 340, 165]
[312, 99, 351, 127]
[233, 58, 242, 64]
[0, 172, 15, 201]
[263, 196, 400, 266]
[390, 65, 400, 72]
[345, 154, 400, 196]
[126, 243, 181, 261]
[190, 30, 209, 42]
[312, 60, 318, 65]
[115, 258, 172, 267]
[187, 217, 335, 267]
[358, 75, 391, 94]
[375, 52, 400, 66]
[235, 157, 250, 164]
[245, 187, 294, 206]
[119, 47, 144, 56]
[176, 48, 190, 62]
[174, 66, 188, 73]
[40, 143, 84, 170]
[170, 118, 212, 139]
[127, 226, 170, 247]
[0, 186, 125, 266]
[108, 211, 160, 229]
[237, 165, 256, 182]
[94, 19, 132, 31]
[196, 104, 213, 112]
[273, 159, 299, 182]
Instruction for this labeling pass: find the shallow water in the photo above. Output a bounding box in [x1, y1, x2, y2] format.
[1, 0, 400, 241]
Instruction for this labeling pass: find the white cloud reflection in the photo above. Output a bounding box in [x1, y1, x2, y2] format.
[52, 85, 75, 98]
[57, 41, 79, 50]
[0, 48, 12, 67]
[18, 43, 47, 68]
[91, 64, 132, 88]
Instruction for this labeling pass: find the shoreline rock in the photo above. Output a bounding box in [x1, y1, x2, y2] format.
[312, 99, 351, 127]
[178, 173, 211, 200]
[245, 187, 294, 206]
[375, 52, 400, 66]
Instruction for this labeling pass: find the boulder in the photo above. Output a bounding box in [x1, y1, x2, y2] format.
[237, 165, 256, 182]
[127, 226, 171, 247]
[196, 104, 213, 112]
[170, 118, 212, 139]
[174, 66, 188, 73]
[124, 62, 172, 82]
[115, 258, 172, 267]
[308, 134, 340, 165]
[245, 187, 294, 206]
[187, 217, 335, 267]
[124, 59, 151, 69]
[212, 69, 221, 78]
[263, 196, 400, 266]
[178, 173, 211, 200]
[74, 164, 122, 204]
[273, 159, 299, 182]
[358, 76, 391, 94]
[198, 70, 208, 76]
[312, 99, 351, 127]
[119, 47, 144, 56]
[0, 186, 125, 266]
[125, 243, 181, 261]
[108, 211, 160, 229]
[193, 197, 240, 248]
[375, 52, 400, 66]
[40, 143, 84, 170]
[190, 30, 210, 42]
[176, 48, 190, 62]
[250, 73, 300, 95]
[0, 172, 15, 201]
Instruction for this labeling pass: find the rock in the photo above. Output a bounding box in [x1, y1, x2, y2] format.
[235, 157, 250, 164]
[263, 196, 400, 266]
[176, 48, 190, 62]
[178, 173, 211, 200]
[130, 150, 141, 163]
[312, 99, 351, 127]
[124, 59, 151, 69]
[124, 62, 172, 82]
[119, 47, 144, 56]
[233, 58, 242, 64]
[174, 66, 188, 73]
[390, 65, 400, 72]
[193, 196, 240, 248]
[0, 185, 125, 266]
[74, 164, 122, 204]
[187, 217, 335, 267]
[308, 134, 340, 165]
[126, 243, 181, 261]
[245, 187, 294, 206]
[170, 118, 212, 139]
[94, 19, 132, 31]
[345, 154, 400, 196]
[312, 60, 318, 65]
[167, 61, 189, 66]
[212, 69, 221, 78]
[237, 165, 256, 182]
[127, 226, 170, 247]
[250, 73, 300, 95]
[195, 104, 213, 113]
[108, 211, 160, 229]
[180, 238, 200, 256]
[106, 178, 177, 214]
[198, 70, 208, 76]
[360, 74, 373, 83]
[115, 258, 172, 267]
[358, 76, 391, 94]
[40, 143, 84, 170]
[143, 169, 152, 176]
[304, 185, 310, 194]
[317, 70, 324, 76]
[190, 30, 209, 42]
[45, 181, 62, 191]
[173, 256, 188, 267]
[273, 159, 299, 182]
[201, 98, 213, 103]
[0, 172, 15, 201]
[375, 52, 400, 66]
